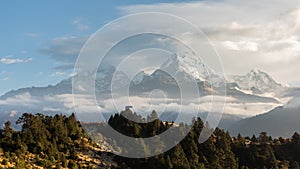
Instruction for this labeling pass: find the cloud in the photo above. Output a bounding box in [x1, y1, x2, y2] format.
[43, 94, 96, 113]
[0, 56, 32, 64]
[0, 89, 287, 122]
[38, 0, 300, 86]
[42, 107, 61, 112]
[39, 36, 87, 70]
[117, 0, 300, 86]
[50, 71, 66, 77]
[72, 18, 89, 30]
[70, 94, 284, 118]
[0, 92, 40, 107]
[222, 41, 258, 51]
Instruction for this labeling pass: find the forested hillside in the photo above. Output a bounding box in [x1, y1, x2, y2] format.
[0, 113, 115, 168]
[1, 112, 300, 169]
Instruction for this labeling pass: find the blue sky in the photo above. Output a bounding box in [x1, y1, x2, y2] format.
[0, 0, 188, 95]
[1, 0, 300, 95]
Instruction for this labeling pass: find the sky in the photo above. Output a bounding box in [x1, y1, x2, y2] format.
[0, 0, 182, 95]
[1, 0, 300, 95]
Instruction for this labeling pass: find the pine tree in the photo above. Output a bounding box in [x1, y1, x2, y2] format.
[181, 130, 200, 169]
[259, 132, 270, 144]
[215, 129, 238, 169]
[170, 144, 191, 169]
[292, 132, 300, 144]
[251, 134, 258, 142]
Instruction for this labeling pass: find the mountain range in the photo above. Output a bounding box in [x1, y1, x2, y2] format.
[0, 51, 299, 137]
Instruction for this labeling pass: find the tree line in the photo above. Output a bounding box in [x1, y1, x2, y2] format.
[0, 111, 300, 169]
[108, 110, 300, 169]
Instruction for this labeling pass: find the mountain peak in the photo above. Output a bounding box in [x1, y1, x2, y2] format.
[231, 68, 283, 93]
[132, 71, 148, 84]
[250, 68, 263, 74]
[247, 68, 275, 81]
[160, 51, 215, 82]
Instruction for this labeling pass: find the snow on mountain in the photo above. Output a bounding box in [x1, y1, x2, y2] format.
[132, 71, 148, 85]
[160, 51, 215, 82]
[0, 51, 293, 123]
[229, 68, 284, 94]
[72, 66, 130, 93]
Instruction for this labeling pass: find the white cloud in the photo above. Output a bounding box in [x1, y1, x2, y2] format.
[72, 18, 89, 30]
[223, 41, 258, 51]
[0, 56, 32, 64]
[0, 92, 40, 106]
[118, 0, 300, 86]
[42, 107, 61, 112]
[37, 0, 300, 87]
[0, 90, 288, 122]
[69, 72, 78, 77]
[50, 71, 66, 77]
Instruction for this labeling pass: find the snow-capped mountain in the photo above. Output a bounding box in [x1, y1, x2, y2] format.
[128, 51, 223, 97]
[72, 66, 131, 95]
[229, 68, 284, 94]
[0, 51, 293, 125]
[131, 71, 149, 85]
[160, 51, 215, 82]
[128, 53, 287, 117]
[0, 51, 298, 136]
[131, 51, 225, 90]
